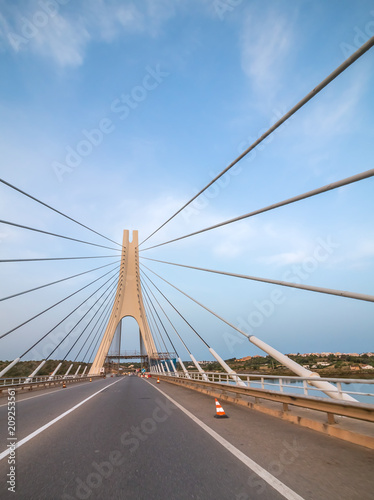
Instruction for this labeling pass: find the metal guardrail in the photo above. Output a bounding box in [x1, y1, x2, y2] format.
[154, 372, 374, 424]
[106, 351, 177, 360]
[0, 374, 69, 386]
[150, 352, 177, 360]
[160, 371, 374, 403]
[107, 350, 146, 358]
[0, 374, 101, 395]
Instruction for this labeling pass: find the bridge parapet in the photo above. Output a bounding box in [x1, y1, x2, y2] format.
[153, 372, 374, 449]
[0, 374, 102, 397]
[163, 371, 374, 403]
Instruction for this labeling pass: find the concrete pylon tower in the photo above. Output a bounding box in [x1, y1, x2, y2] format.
[89, 230, 158, 375]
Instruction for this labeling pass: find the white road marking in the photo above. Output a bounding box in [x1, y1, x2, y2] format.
[146, 380, 305, 500]
[0, 390, 62, 407]
[0, 379, 98, 407]
[0, 378, 123, 461]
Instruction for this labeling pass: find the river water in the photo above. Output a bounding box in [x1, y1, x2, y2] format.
[241, 377, 374, 404]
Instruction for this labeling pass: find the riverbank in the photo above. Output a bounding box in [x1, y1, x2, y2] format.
[235, 368, 374, 379]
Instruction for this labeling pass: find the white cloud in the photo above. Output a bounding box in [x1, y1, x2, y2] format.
[96, 190, 192, 249]
[0, 11, 12, 51]
[358, 240, 374, 258]
[0, 1, 91, 66]
[83, 0, 145, 42]
[210, 220, 332, 269]
[240, 8, 294, 96]
[31, 14, 90, 67]
[259, 251, 308, 267]
[0, 0, 179, 67]
[332, 237, 374, 271]
[117, 4, 144, 31]
[211, 222, 256, 258]
[301, 69, 370, 139]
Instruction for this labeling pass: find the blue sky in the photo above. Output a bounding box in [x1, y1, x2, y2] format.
[0, 0, 373, 364]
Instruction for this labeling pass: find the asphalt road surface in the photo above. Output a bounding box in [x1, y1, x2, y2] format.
[0, 375, 373, 500]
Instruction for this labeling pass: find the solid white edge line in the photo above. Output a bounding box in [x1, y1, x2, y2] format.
[145, 380, 305, 500]
[0, 379, 97, 407]
[0, 378, 123, 461]
[0, 390, 63, 408]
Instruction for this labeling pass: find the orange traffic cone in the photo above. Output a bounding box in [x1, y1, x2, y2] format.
[214, 398, 228, 418]
[90, 378, 92, 382]
[157, 377, 160, 384]
[62, 382, 66, 388]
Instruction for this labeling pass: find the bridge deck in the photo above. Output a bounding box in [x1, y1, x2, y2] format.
[0, 375, 372, 499]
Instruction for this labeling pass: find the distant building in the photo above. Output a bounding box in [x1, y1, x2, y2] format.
[362, 365, 374, 370]
[238, 356, 252, 362]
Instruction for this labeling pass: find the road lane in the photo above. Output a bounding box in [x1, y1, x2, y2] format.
[0, 375, 288, 500]
[0, 378, 124, 463]
[146, 380, 304, 500]
[0, 377, 121, 445]
[0, 375, 373, 500]
[144, 377, 374, 500]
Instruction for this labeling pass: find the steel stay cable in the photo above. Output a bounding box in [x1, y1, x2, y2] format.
[74, 287, 117, 362]
[80, 266, 125, 363]
[84, 267, 125, 363]
[141, 262, 251, 340]
[140, 276, 179, 355]
[141, 283, 182, 373]
[142, 280, 165, 349]
[141, 264, 313, 386]
[141, 270, 211, 380]
[140, 267, 210, 348]
[140, 271, 191, 355]
[20, 269, 120, 358]
[0, 178, 123, 247]
[85, 305, 114, 363]
[143, 293, 162, 353]
[140, 269, 365, 400]
[0, 219, 122, 252]
[46, 278, 119, 360]
[141, 257, 374, 303]
[0, 260, 122, 302]
[142, 291, 164, 358]
[81, 306, 111, 363]
[0, 275, 118, 378]
[139, 36, 374, 247]
[140, 168, 374, 252]
[0, 255, 121, 263]
[85, 266, 127, 362]
[139, 263, 374, 393]
[0, 263, 120, 340]
[141, 280, 172, 357]
[30, 277, 117, 375]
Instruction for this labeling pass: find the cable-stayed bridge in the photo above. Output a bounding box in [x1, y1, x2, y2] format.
[0, 37, 374, 500]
